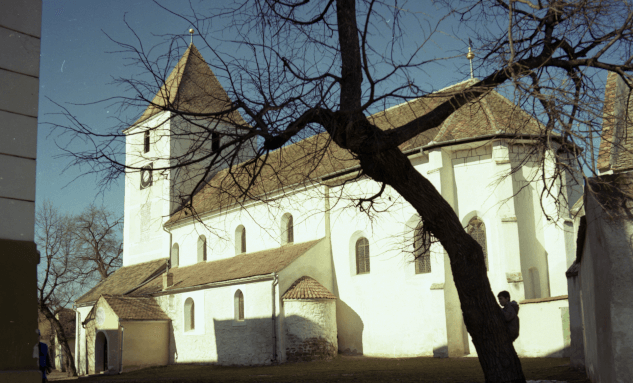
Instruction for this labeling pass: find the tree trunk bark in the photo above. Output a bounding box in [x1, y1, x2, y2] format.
[40, 306, 78, 377]
[358, 144, 526, 383]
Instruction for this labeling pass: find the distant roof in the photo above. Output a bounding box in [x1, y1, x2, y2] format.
[76, 258, 167, 304]
[129, 43, 246, 129]
[130, 238, 325, 296]
[101, 295, 169, 321]
[166, 80, 542, 225]
[282, 276, 336, 300]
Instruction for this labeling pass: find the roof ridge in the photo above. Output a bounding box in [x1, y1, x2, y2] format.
[370, 78, 479, 118]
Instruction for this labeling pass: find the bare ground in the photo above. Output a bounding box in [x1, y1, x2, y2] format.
[51, 356, 591, 383]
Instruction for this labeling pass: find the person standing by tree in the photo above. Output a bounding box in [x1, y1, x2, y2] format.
[498, 291, 520, 342]
[36, 329, 53, 383]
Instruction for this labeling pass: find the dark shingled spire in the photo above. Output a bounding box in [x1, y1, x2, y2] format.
[132, 44, 246, 127]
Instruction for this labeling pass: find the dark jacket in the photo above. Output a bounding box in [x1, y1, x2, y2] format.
[38, 342, 53, 374]
[501, 301, 520, 341]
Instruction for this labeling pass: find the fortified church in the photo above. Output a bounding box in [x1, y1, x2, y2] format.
[74, 43, 579, 374]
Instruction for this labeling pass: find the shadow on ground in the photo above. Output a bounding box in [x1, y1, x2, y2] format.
[52, 356, 591, 383]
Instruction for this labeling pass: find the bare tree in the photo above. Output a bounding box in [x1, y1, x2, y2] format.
[36, 201, 79, 377]
[73, 204, 123, 283]
[50, 1, 633, 381]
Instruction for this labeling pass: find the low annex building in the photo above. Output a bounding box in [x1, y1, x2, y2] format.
[74, 43, 579, 373]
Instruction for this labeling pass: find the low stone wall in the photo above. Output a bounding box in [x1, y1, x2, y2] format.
[514, 296, 570, 358]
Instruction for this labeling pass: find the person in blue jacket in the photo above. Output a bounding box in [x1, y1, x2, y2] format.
[36, 329, 53, 383]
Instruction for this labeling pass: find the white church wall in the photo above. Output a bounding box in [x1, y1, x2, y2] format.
[328, 177, 441, 357]
[514, 298, 570, 357]
[169, 187, 327, 267]
[156, 280, 275, 365]
[510, 149, 570, 299]
[452, 146, 508, 292]
[277, 238, 333, 297]
[123, 112, 173, 267]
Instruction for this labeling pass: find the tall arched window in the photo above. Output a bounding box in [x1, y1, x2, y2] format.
[234, 290, 244, 321]
[466, 216, 488, 270]
[235, 225, 246, 254]
[143, 130, 150, 153]
[355, 237, 370, 274]
[197, 235, 207, 262]
[184, 298, 195, 331]
[414, 223, 431, 274]
[281, 213, 294, 245]
[171, 243, 179, 268]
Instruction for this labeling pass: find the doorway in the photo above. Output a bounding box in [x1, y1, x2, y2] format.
[95, 331, 108, 373]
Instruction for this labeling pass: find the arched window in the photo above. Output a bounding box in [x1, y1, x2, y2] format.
[197, 235, 207, 262]
[184, 298, 195, 331]
[171, 243, 179, 268]
[235, 225, 246, 254]
[234, 290, 244, 321]
[466, 216, 488, 270]
[281, 213, 294, 245]
[143, 130, 150, 153]
[414, 223, 431, 274]
[355, 237, 370, 274]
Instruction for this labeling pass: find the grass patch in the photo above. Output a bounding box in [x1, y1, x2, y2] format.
[62, 356, 590, 382]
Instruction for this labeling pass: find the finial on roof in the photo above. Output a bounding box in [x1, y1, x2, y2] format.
[189, 28, 194, 45]
[467, 39, 475, 79]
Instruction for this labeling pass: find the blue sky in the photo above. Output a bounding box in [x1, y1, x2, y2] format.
[36, 1, 490, 218]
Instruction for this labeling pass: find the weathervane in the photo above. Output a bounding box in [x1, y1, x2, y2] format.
[467, 38, 475, 79]
[189, 28, 194, 45]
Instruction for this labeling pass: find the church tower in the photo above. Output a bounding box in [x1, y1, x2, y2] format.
[121, 43, 255, 267]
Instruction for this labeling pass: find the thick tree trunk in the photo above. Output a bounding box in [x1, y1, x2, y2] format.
[40, 306, 78, 377]
[332, 0, 526, 381]
[359, 145, 526, 383]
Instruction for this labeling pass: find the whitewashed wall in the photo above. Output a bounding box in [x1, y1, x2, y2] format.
[156, 279, 275, 365]
[169, 187, 327, 267]
[514, 298, 570, 357]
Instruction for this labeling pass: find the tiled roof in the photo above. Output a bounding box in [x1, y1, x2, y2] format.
[76, 258, 168, 304]
[282, 276, 336, 300]
[130, 43, 246, 128]
[598, 72, 633, 173]
[101, 295, 169, 321]
[130, 239, 324, 295]
[166, 80, 543, 225]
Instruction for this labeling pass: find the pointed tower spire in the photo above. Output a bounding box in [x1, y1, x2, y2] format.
[131, 44, 246, 127]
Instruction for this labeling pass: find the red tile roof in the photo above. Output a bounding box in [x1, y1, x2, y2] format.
[166, 80, 543, 225]
[130, 239, 325, 296]
[282, 276, 336, 300]
[101, 295, 169, 321]
[76, 258, 168, 304]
